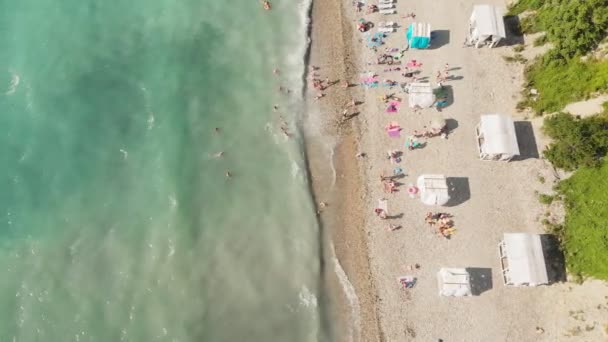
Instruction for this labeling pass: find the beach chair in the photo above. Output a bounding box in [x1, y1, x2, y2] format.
[379, 0, 395, 3]
[378, 3, 394, 10]
[379, 9, 396, 15]
[378, 21, 395, 28]
[378, 27, 395, 33]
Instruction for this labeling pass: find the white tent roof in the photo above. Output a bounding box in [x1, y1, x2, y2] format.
[470, 5, 506, 39]
[417, 174, 449, 206]
[500, 233, 549, 286]
[437, 268, 472, 297]
[408, 82, 436, 108]
[477, 114, 520, 158]
[409, 22, 432, 39]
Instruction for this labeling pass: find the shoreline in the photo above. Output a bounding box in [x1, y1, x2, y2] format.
[303, 0, 381, 341]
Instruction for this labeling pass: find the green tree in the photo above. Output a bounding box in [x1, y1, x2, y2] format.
[542, 113, 608, 170]
[540, 0, 608, 60]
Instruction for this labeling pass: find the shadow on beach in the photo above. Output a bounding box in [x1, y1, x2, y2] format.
[466, 267, 493, 296]
[445, 177, 470, 207]
[514, 121, 539, 160]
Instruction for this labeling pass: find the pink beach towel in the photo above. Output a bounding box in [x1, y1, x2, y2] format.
[406, 60, 422, 68]
[387, 128, 401, 137]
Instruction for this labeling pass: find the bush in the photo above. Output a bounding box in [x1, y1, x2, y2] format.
[539, 193, 554, 204]
[511, 0, 608, 114]
[542, 113, 608, 170]
[539, 0, 608, 60]
[503, 53, 528, 64]
[524, 58, 608, 113]
[533, 34, 548, 47]
[556, 161, 608, 280]
[508, 0, 547, 15]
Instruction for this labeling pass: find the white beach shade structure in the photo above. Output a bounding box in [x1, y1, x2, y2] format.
[406, 22, 432, 49]
[437, 268, 472, 297]
[467, 5, 506, 48]
[476, 114, 520, 161]
[416, 174, 450, 206]
[498, 233, 549, 287]
[407, 82, 436, 108]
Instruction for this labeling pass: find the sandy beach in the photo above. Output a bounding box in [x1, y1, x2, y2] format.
[306, 0, 608, 341]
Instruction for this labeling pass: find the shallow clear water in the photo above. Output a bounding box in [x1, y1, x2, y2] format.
[0, 0, 325, 340]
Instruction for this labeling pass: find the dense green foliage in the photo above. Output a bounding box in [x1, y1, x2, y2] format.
[511, 0, 608, 281]
[524, 59, 608, 113]
[510, 0, 608, 113]
[555, 162, 608, 280]
[508, 0, 546, 15]
[540, 0, 608, 60]
[542, 113, 608, 170]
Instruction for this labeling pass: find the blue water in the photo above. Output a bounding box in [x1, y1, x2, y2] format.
[0, 0, 326, 340]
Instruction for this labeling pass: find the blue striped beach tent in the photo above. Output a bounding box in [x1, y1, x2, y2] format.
[406, 22, 431, 49]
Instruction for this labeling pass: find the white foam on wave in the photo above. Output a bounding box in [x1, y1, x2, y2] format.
[139, 83, 155, 130]
[5, 70, 20, 95]
[291, 160, 303, 180]
[298, 284, 318, 308]
[331, 243, 361, 342]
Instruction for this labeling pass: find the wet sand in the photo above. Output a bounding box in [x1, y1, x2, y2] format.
[304, 0, 381, 341]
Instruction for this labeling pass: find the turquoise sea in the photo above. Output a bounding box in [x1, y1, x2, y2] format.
[0, 0, 328, 340]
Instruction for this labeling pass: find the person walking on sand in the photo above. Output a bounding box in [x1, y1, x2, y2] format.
[315, 93, 324, 100]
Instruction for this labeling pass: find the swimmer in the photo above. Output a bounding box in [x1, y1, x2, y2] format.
[225, 170, 232, 178]
[273, 105, 279, 112]
[213, 151, 224, 158]
[263, 0, 271, 10]
[214, 127, 221, 134]
[281, 126, 292, 138]
[273, 68, 279, 75]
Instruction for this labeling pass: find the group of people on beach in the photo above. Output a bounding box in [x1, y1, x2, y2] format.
[425, 212, 456, 238]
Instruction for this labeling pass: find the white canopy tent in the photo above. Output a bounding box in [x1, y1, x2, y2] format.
[437, 268, 472, 297]
[476, 114, 520, 161]
[417, 174, 450, 206]
[468, 5, 506, 48]
[499, 233, 549, 287]
[407, 82, 436, 108]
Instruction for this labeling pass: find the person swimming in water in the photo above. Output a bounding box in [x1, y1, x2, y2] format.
[262, 0, 271, 10]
